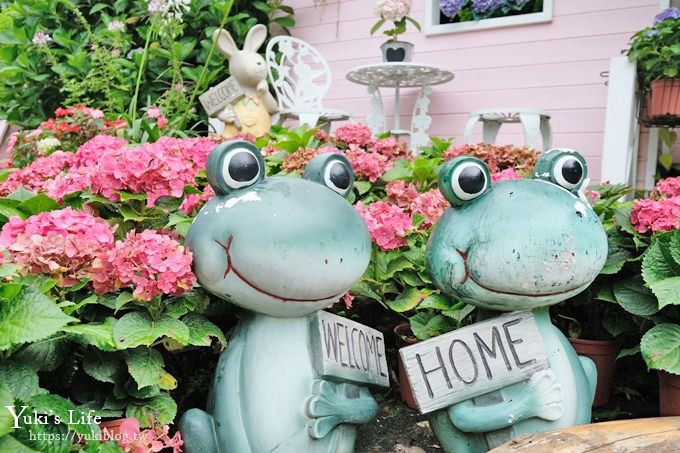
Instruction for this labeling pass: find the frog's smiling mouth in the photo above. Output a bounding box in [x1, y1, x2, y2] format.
[215, 236, 340, 303]
[456, 249, 575, 298]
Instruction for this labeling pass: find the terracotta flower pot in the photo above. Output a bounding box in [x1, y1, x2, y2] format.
[648, 78, 680, 118]
[568, 337, 622, 408]
[394, 323, 420, 409]
[658, 370, 680, 416]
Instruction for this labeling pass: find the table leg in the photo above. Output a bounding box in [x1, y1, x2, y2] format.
[394, 83, 401, 132]
[410, 83, 433, 155]
[366, 79, 386, 136]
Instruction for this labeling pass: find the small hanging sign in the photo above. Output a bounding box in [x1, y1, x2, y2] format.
[310, 311, 390, 388]
[199, 77, 245, 116]
[400, 310, 550, 414]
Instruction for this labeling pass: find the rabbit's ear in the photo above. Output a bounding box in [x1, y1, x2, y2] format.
[243, 24, 268, 52]
[214, 28, 239, 58]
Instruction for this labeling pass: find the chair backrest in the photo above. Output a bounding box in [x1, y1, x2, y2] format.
[265, 36, 332, 112]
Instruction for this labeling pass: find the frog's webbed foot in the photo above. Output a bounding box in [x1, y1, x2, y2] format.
[305, 379, 378, 439]
[179, 408, 218, 453]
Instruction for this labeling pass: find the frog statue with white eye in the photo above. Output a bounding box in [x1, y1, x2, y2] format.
[179, 141, 377, 452]
[423, 149, 608, 452]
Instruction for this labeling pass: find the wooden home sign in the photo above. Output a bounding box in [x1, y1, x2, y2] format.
[400, 310, 550, 414]
[198, 77, 244, 116]
[310, 311, 390, 388]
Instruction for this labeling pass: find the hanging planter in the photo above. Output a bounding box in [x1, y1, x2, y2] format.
[648, 78, 680, 118]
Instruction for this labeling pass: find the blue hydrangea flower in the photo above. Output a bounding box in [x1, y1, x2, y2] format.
[471, 0, 506, 15]
[440, 0, 465, 18]
[654, 7, 680, 26]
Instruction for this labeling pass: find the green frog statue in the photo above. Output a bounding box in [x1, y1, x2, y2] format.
[422, 149, 608, 452]
[179, 141, 378, 452]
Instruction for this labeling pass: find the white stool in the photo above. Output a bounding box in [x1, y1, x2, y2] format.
[463, 108, 552, 150]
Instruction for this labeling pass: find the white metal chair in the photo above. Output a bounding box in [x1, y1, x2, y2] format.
[265, 35, 351, 130]
[463, 108, 553, 150]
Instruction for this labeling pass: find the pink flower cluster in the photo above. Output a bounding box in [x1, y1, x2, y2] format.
[355, 200, 414, 250]
[334, 124, 374, 147]
[443, 143, 538, 174]
[0, 151, 75, 196]
[386, 181, 448, 229]
[91, 229, 196, 301]
[654, 176, 680, 197]
[114, 418, 183, 453]
[344, 144, 393, 183]
[0, 208, 114, 287]
[33, 135, 216, 207]
[491, 167, 523, 181]
[630, 197, 680, 234]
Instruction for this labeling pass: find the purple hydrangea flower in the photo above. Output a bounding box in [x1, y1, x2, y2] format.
[471, 0, 506, 15]
[654, 7, 680, 26]
[440, 0, 465, 18]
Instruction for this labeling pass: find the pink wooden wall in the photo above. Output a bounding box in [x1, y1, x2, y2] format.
[283, 0, 661, 183]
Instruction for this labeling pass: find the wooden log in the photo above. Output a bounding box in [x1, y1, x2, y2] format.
[489, 417, 680, 452]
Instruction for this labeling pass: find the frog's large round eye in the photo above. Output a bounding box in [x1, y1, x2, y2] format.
[533, 149, 588, 193]
[439, 156, 491, 206]
[303, 153, 354, 198]
[553, 155, 584, 190]
[206, 140, 264, 195]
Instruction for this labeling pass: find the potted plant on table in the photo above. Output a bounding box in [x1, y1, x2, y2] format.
[625, 7, 680, 121]
[370, 0, 422, 62]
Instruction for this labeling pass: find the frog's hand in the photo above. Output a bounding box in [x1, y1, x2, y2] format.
[305, 379, 378, 439]
[448, 370, 564, 433]
[578, 354, 597, 404]
[179, 408, 219, 453]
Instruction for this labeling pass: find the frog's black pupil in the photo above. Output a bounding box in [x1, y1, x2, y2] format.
[459, 165, 485, 194]
[561, 159, 582, 184]
[229, 151, 259, 182]
[329, 162, 350, 190]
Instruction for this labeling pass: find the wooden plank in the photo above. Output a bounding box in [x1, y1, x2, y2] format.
[490, 417, 680, 452]
[399, 310, 550, 414]
[198, 77, 244, 116]
[309, 310, 389, 388]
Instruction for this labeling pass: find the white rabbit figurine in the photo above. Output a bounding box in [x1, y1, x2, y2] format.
[213, 24, 278, 137]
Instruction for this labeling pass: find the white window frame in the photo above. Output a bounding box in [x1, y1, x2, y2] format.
[424, 0, 553, 35]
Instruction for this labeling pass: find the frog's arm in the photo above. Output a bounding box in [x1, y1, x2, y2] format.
[578, 355, 597, 403]
[179, 409, 219, 453]
[305, 380, 378, 439]
[448, 370, 564, 433]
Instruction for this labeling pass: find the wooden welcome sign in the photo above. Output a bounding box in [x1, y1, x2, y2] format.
[198, 77, 244, 116]
[310, 311, 390, 388]
[400, 310, 550, 414]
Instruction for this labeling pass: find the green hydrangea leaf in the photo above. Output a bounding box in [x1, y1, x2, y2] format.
[409, 312, 455, 340]
[182, 313, 227, 348]
[28, 394, 99, 436]
[125, 393, 177, 428]
[113, 312, 190, 349]
[12, 337, 69, 372]
[613, 276, 659, 316]
[16, 193, 59, 216]
[0, 362, 46, 401]
[125, 347, 165, 389]
[648, 276, 680, 309]
[385, 287, 425, 313]
[83, 351, 123, 384]
[0, 434, 40, 453]
[11, 418, 71, 453]
[0, 286, 75, 350]
[640, 323, 680, 374]
[62, 318, 117, 352]
[642, 241, 676, 284]
[0, 382, 14, 437]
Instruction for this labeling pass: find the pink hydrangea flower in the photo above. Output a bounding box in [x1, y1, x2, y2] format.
[91, 229, 196, 301]
[147, 107, 161, 119]
[344, 144, 392, 183]
[116, 418, 183, 453]
[655, 176, 680, 198]
[0, 207, 115, 287]
[491, 167, 523, 181]
[385, 180, 419, 208]
[179, 186, 216, 215]
[73, 135, 128, 168]
[630, 196, 680, 234]
[355, 201, 414, 250]
[411, 189, 448, 229]
[334, 124, 373, 147]
[0, 151, 75, 196]
[369, 136, 410, 160]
